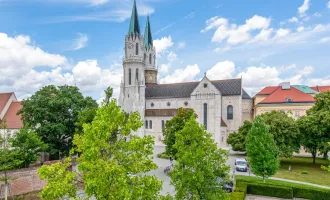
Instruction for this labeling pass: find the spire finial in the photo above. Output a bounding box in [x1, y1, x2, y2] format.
[128, 0, 140, 35]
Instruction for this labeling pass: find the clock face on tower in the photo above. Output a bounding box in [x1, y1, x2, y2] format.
[128, 43, 134, 49]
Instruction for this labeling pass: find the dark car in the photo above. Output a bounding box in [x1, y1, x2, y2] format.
[216, 177, 233, 193]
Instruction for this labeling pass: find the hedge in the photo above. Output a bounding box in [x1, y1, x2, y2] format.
[293, 186, 330, 200]
[157, 152, 171, 159]
[247, 183, 293, 199]
[229, 191, 246, 200]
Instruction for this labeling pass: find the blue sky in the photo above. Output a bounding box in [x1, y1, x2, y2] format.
[0, 0, 330, 101]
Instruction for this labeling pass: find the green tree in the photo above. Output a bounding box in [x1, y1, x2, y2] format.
[260, 111, 301, 158]
[246, 117, 280, 181]
[38, 87, 164, 200]
[163, 108, 197, 158]
[8, 127, 48, 168]
[321, 142, 330, 172]
[170, 117, 230, 200]
[18, 85, 97, 158]
[227, 120, 252, 152]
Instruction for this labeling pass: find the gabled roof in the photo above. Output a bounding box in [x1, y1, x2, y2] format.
[259, 86, 315, 104]
[143, 16, 153, 51]
[128, 0, 140, 35]
[257, 86, 279, 95]
[311, 86, 330, 93]
[1, 101, 23, 129]
[0, 92, 14, 115]
[292, 85, 318, 94]
[145, 79, 242, 99]
[242, 89, 251, 99]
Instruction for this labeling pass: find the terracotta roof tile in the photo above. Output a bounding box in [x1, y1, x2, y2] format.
[0, 93, 14, 114]
[257, 86, 279, 95]
[260, 86, 315, 104]
[311, 86, 330, 93]
[1, 101, 23, 129]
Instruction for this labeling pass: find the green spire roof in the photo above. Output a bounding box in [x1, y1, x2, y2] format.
[128, 0, 140, 35]
[144, 16, 153, 50]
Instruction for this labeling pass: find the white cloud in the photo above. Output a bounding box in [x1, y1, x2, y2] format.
[167, 51, 177, 62]
[209, 15, 271, 45]
[306, 76, 330, 86]
[328, 1, 330, 8]
[253, 28, 273, 41]
[319, 36, 330, 43]
[73, 60, 101, 86]
[206, 61, 235, 80]
[273, 28, 291, 39]
[278, 64, 297, 72]
[159, 64, 170, 74]
[160, 64, 200, 84]
[288, 17, 299, 23]
[298, 0, 310, 17]
[298, 66, 314, 76]
[88, 0, 108, 6]
[297, 26, 305, 32]
[153, 36, 174, 54]
[71, 33, 88, 50]
[178, 42, 186, 49]
[201, 16, 228, 33]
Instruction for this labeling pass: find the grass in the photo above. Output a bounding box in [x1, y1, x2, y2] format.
[274, 157, 330, 186]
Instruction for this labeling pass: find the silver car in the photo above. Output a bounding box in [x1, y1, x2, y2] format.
[235, 158, 248, 172]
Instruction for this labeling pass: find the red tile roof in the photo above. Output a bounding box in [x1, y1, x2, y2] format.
[257, 86, 279, 95]
[0, 93, 14, 114]
[311, 86, 330, 93]
[1, 101, 23, 129]
[260, 86, 315, 104]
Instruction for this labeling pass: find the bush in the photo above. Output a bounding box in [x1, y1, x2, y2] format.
[247, 183, 293, 199]
[157, 152, 171, 159]
[301, 170, 308, 174]
[229, 191, 246, 200]
[293, 187, 330, 200]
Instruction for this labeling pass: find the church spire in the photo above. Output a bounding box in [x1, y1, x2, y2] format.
[128, 0, 140, 35]
[144, 15, 153, 50]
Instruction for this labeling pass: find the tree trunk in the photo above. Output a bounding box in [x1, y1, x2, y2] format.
[312, 150, 316, 164]
[4, 171, 7, 200]
[323, 151, 328, 160]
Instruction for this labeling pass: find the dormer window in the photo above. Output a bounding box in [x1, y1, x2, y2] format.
[286, 98, 293, 102]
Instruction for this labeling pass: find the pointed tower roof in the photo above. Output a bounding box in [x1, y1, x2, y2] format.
[144, 16, 153, 50]
[128, 0, 140, 35]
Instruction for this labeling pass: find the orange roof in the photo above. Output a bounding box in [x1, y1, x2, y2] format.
[0, 93, 14, 114]
[311, 86, 330, 93]
[260, 86, 315, 104]
[1, 101, 23, 129]
[257, 86, 279, 95]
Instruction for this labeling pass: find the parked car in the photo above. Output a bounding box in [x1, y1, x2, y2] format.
[235, 158, 248, 172]
[215, 177, 233, 193]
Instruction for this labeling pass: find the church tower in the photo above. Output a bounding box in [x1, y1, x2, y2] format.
[119, 0, 157, 137]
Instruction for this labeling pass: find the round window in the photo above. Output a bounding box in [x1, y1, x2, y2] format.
[184, 101, 188, 106]
[203, 83, 208, 88]
[167, 102, 171, 106]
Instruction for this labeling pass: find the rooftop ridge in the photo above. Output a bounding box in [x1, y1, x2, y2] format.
[150, 78, 241, 86]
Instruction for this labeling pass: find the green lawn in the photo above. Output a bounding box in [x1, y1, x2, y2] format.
[274, 157, 330, 186]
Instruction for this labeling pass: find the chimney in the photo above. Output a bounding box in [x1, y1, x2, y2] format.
[279, 82, 290, 90]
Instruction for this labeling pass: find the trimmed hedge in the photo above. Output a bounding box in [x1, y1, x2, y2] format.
[229, 191, 246, 200]
[247, 183, 293, 199]
[157, 152, 171, 159]
[293, 187, 330, 200]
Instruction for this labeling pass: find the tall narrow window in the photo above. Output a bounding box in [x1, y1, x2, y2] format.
[128, 68, 131, 85]
[227, 105, 233, 120]
[161, 120, 165, 130]
[149, 120, 152, 129]
[145, 120, 148, 129]
[144, 53, 146, 63]
[203, 103, 207, 130]
[149, 53, 152, 64]
[136, 68, 139, 81]
[136, 43, 139, 55]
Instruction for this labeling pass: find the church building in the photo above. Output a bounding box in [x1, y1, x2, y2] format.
[119, 0, 253, 147]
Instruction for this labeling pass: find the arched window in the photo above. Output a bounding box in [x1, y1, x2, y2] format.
[144, 53, 146, 62]
[129, 68, 131, 85]
[149, 53, 152, 64]
[136, 43, 139, 55]
[203, 103, 207, 130]
[145, 120, 148, 129]
[136, 68, 139, 81]
[227, 105, 233, 120]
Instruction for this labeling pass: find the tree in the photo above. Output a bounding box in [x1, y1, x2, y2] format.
[227, 120, 252, 152]
[170, 117, 230, 200]
[163, 108, 197, 158]
[18, 85, 98, 158]
[260, 111, 301, 158]
[321, 142, 330, 172]
[246, 117, 280, 181]
[38, 87, 164, 200]
[8, 127, 48, 168]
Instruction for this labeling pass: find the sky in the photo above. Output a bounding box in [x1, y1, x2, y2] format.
[1, 0, 330, 101]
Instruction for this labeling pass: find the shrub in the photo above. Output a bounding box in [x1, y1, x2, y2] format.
[229, 191, 246, 200]
[247, 183, 293, 199]
[301, 170, 308, 174]
[235, 181, 247, 193]
[293, 187, 330, 200]
[157, 152, 171, 159]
